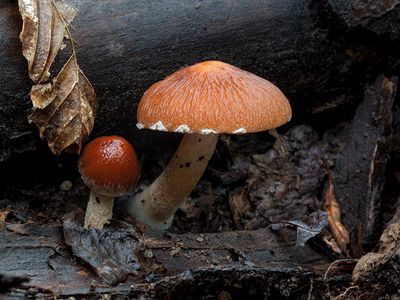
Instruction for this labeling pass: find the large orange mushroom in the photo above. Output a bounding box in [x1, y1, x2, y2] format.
[128, 61, 291, 230]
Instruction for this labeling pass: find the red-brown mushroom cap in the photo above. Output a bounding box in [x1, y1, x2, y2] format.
[137, 60, 292, 134]
[79, 136, 140, 197]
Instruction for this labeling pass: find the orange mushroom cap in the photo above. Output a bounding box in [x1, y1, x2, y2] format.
[79, 136, 140, 197]
[137, 61, 292, 134]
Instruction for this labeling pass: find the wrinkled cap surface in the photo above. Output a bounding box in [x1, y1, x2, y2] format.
[79, 136, 140, 197]
[137, 61, 292, 134]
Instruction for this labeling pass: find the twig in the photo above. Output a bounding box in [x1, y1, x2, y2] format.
[307, 279, 314, 300]
[269, 129, 287, 157]
[333, 285, 359, 300]
[323, 258, 357, 281]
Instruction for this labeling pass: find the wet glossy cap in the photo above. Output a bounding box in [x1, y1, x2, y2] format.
[79, 136, 140, 197]
[136, 60, 292, 134]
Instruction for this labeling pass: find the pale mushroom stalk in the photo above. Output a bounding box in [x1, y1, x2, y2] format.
[84, 192, 114, 229]
[129, 133, 218, 230]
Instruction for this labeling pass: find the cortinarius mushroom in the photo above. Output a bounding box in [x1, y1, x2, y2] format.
[129, 60, 291, 230]
[79, 135, 140, 229]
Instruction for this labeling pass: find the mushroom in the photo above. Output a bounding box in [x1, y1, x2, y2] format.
[128, 60, 291, 230]
[79, 135, 140, 229]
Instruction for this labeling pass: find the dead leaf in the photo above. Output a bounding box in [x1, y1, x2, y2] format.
[29, 55, 97, 154]
[285, 210, 328, 247]
[18, 0, 77, 83]
[18, 0, 97, 154]
[0, 209, 12, 222]
[270, 210, 328, 246]
[63, 209, 161, 286]
[320, 157, 350, 255]
[6, 223, 29, 235]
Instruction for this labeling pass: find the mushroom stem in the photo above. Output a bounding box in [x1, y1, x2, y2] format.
[128, 133, 218, 230]
[84, 191, 114, 229]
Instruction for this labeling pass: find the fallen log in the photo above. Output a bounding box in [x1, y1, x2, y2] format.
[1, 0, 400, 165]
[0, 217, 336, 298]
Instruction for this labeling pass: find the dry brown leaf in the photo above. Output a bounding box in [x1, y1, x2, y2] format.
[19, 0, 97, 154]
[18, 0, 77, 83]
[0, 209, 12, 222]
[325, 181, 350, 255]
[29, 55, 97, 155]
[321, 158, 350, 256]
[285, 210, 328, 247]
[6, 224, 29, 235]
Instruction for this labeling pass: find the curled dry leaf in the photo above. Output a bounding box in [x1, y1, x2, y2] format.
[29, 55, 97, 155]
[286, 210, 328, 247]
[0, 209, 12, 222]
[18, 0, 98, 154]
[18, 0, 77, 84]
[271, 210, 328, 246]
[321, 158, 350, 256]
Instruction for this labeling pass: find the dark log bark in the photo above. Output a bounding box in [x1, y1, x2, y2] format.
[333, 75, 397, 256]
[327, 0, 400, 40]
[1, 0, 400, 165]
[0, 274, 29, 293]
[0, 217, 336, 298]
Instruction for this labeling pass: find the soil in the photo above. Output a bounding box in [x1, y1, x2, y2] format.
[0, 123, 345, 232]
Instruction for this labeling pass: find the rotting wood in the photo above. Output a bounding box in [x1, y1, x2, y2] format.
[353, 204, 400, 294]
[353, 203, 400, 293]
[0, 214, 333, 297]
[333, 75, 398, 257]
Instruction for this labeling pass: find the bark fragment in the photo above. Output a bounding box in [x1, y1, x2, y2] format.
[333, 75, 397, 256]
[0, 214, 332, 296]
[353, 205, 400, 293]
[62, 210, 160, 286]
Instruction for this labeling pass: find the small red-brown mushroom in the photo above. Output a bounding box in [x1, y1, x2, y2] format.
[79, 135, 140, 229]
[129, 61, 292, 230]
